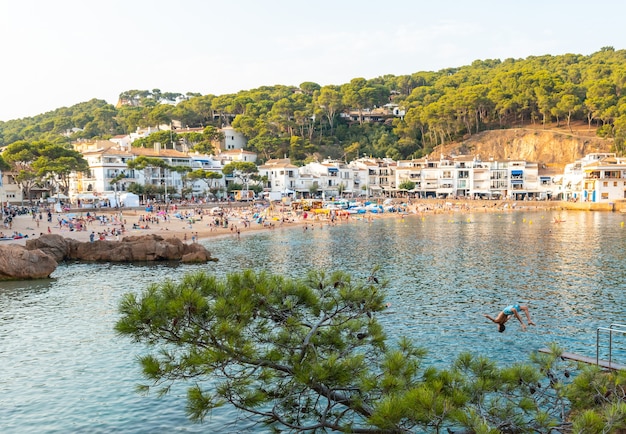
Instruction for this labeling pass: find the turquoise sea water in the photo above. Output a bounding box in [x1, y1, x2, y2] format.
[2, 209, 626, 433]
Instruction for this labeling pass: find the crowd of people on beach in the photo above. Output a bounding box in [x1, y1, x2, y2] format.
[1, 196, 553, 247]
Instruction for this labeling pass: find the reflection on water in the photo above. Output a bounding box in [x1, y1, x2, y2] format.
[2, 210, 626, 433]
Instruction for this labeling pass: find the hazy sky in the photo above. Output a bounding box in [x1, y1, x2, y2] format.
[1, 0, 624, 121]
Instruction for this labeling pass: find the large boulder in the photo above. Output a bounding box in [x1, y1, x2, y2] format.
[24, 234, 69, 262]
[25, 234, 216, 263]
[0, 244, 58, 280]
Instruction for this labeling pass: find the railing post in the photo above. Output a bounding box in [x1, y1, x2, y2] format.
[597, 324, 626, 369]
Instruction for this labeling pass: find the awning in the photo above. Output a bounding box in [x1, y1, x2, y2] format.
[328, 167, 339, 173]
[511, 170, 523, 176]
[511, 180, 523, 185]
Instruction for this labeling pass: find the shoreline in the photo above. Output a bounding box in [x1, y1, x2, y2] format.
[1, 198, 618, 248]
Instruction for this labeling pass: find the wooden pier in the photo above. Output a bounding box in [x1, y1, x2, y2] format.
[538, 348, 626, 371]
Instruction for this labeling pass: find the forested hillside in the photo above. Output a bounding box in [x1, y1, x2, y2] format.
[1, 47, 624, 165]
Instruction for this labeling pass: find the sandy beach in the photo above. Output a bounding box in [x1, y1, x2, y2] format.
[1, 201, 388, 247]
[1, 198, 562, 248]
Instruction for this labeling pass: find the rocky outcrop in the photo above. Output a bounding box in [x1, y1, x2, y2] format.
[0, 244, 58, 280]
[441, 127, 612, 169]
[25, 234, 217, 264]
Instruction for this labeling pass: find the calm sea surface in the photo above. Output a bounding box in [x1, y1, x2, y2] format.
[2, 209, 626, 433]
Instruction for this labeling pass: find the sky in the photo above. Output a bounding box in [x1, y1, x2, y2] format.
[1, 0, 625, 122]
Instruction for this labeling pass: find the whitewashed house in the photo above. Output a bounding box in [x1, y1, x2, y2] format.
[72, 140, 192, 202]
[561, 153, 616, 201]
[297, 160, 356, 199]
[0, 170, 23, 205]
[257, 158, 300, 196]
[189, 154, 227, 198]
[580, 155, 626, 202]
[395, 159, 424, 195]
[215, 126, 247, 152]
[217, 149, 258, 164]
[348, 158, 395, 197]
[73, 140, 135, 196]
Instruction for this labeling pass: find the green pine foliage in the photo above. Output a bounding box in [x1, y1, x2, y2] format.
[116, 270, 626, 433]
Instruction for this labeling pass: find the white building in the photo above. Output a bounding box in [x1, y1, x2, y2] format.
[189, 154, 227, 198]
[217, 149, 258, 164]
[579, 154, 626, 202]
[393, 155, 545, 199]
[561, 153, 617, 202]
[0, 170, 23, 205]
[73, 141, 135, 195]
[72, 140, 192, 202]
[298, 160, 356, 198]
[217, 126, 248, 152]
[258, 159, 299, 197]
[348, 158, 395, 197]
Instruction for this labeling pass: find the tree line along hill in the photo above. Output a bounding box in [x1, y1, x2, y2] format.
[0, 47, 622, 167]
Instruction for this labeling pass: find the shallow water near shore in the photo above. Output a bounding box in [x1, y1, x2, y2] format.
[2, 209, 626, 433]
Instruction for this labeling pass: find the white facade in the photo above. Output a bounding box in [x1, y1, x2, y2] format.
[73, 141, 135, 195]
[72, 140, 193, 201]
[348, 158, 395, 196]
[217, 149, 258, 163]
[38, 129, 623, 205]
[0, 170, 23, 205]
[561, 153, 617, 201]
[392, 155, 549, 199]
[219, 126, 247, 151]
[189, 155, 227, 197]
[258, 159, 299, 195]
[579, 155, 626, 202]
[298, 160, 356, 198]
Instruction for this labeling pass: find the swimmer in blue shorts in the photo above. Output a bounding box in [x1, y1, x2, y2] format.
[484, 304, 535, 333]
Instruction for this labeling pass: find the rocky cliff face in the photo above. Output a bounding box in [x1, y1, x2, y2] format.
[442, 127, 613, 169]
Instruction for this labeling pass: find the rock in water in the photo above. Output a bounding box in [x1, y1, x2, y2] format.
[0, 245, 58, 280]
[24, 234, 69, 262]
[25, 234, 216, 263]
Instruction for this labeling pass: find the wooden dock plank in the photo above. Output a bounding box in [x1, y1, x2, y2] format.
[538, 348, 626, 370]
